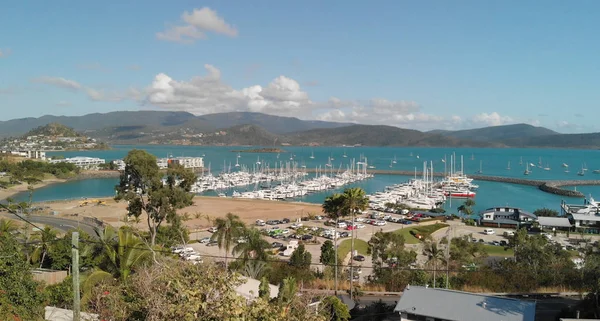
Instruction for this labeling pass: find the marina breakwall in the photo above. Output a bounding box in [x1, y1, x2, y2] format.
[304, 169, 600, 198]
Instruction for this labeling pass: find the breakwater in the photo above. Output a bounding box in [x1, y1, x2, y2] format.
[304, 169, 600, 197]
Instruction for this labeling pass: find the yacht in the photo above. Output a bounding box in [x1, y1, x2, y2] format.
[507, 161, 511, 170]
[524, 163, 531, 175]
[392, 155, 397, 164]
[310, 149, 315, 159]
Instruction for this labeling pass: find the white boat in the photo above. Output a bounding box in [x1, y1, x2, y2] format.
[519, 157, 523, 165]
[593, 169, 600, 174]
[578, 164, 585, 176]
[507, 161, 511, 170]
[389, 160, 393, 168]
[235, 157, 240, 167]
[343, 149, 348, 158]
[543, 163, 550, 171]
[524, 163, 531, 175]
[309, 150, 315, 159]
[562, 163, 568, 168]
[470, 153, 475, 161]
[392, 155, 397, 164]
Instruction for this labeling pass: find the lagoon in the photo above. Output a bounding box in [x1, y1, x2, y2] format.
[15, 145, 600, 213]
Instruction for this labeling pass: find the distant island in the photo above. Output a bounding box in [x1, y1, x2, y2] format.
[231, 148, 286, 153]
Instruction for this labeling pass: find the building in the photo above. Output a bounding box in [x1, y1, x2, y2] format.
[49, 157, 106, 169]
[537, 216, 573, 231]
[561, 198, 600, 231]
[478, 207, 537, 228]
[394, 285, 536, 321]
[168, 156, 204, 169]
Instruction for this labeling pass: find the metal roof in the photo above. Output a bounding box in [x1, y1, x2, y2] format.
[537, 217, 572, 228]
[394, 286, 536, 321]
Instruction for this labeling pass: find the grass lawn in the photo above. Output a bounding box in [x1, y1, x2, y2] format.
[394, 223, 449, 244]
[482, 244, 514, 257]
[337, 239, 369, 261]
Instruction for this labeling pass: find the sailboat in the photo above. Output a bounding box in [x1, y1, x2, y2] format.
[583, 162, 588, 172]
[235, 157, 240, 167]
[562, 163, 568, 168]
[476, 160, 483, 174]
[524, 163, 531, 175]
[577, 165, 585, 176]
[309, 149, 315, 159]
[507, 161, 511, 170]
[389, 160, 393, 168]
[593, 169, 600, 174]
[416, 155, 420, 159]
[470, 153, 475, 161]
[519, 157, 523, 166]
[538, 157, 543, 168]
[409, 152, 413, 157]
[256, 156, 261, 165]
[237, 152, 241, 158]
[325, 157, 332, 167]
[392, 155, 397, 164]
[343, 149, 348, 158]
[289, 153, 293, 161]
[543, 163, 551, 171]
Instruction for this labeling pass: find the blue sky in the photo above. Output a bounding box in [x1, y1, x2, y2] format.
[1, 0, 600, 133]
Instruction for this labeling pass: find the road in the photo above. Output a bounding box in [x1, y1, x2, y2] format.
[0, 212, 99, 236]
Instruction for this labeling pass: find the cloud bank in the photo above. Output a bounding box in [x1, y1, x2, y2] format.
[157, 7, 238, 43]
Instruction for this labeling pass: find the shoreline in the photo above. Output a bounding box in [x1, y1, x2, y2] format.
[0, 178, 66, 201]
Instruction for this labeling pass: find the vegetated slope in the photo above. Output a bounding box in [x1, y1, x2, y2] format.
[198, 112, 350, 134]
[503, 132, 600, 148]
[24, 123, 80, 137]
[201, 124, 283, 146]
[0, 111, 199, 137]
[284, 125, 501, 147]
[432, 124, 558, 142]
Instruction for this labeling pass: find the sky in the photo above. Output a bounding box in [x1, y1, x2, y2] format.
[2, 0, 600, 133]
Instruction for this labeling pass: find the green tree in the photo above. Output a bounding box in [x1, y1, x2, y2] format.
[533, 208, 559, 217]
[0, 232, 46, 320]
[115, 149, 196, 246]
[322, 193, 346, 293]
[290, 244, 311, 269]
[340, 187, 369, 299]
[0, 218, 19, 234]
[233, 227, 271, 262]
[31, 226, 58, 268]
[320, 240, 336, 266]
[458, 199, 476, 216]
[423, 242, 446, 288]
[259, 276, 271, 299]
[211, 212, 245, 269]
[278, 276, 298, 306]
[321, 295, 351, 321]
[44, 276, 74, 309]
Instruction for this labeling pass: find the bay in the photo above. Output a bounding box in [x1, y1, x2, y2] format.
[14, 145, 600, 214]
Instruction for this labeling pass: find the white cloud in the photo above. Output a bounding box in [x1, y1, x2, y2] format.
[470, 112, 514, 127]
[146, 64, 311, 115]
[31, 76, 82, 91]
[157, 7, 237, 43]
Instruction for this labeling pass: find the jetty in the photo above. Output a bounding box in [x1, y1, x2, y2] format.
[301, 168, 600, 197]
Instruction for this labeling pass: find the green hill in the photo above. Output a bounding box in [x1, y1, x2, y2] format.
[430, 123, 558, 142]
[24, 123, 80, 137]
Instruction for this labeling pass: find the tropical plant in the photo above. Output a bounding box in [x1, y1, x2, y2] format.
[458, 199, 476, 215]
[533, 208, 559, 217]
[233, 227, 271, 262]
[82, 226, 151, 302]
[211, 212, 245, 269]
[321, 295, 351, 321]
[0, 218, 19, 234]
[31, 226, 58, 268]
[340, 187, 369, 299]
[322, 193, 346, 293]
[423, 242, 446, 288]
[320, 240, 336, 266]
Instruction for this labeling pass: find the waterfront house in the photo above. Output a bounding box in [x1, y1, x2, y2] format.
[394, 285, 536, 321]
[561, 198, 600, 232]
[478, 207, 537, 228]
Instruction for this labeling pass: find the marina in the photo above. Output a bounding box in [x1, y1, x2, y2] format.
[8, 145, 600, 215]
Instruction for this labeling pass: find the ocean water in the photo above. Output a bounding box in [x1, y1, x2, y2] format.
[13, 145, 600, 214]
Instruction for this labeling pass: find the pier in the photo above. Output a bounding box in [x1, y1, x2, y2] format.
[301, 169, 600, 197]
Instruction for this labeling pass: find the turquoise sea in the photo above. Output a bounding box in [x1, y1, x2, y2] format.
[14, 145, 600, 214]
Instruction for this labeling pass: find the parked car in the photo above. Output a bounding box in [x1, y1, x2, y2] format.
[340, 232, 350, 238]
[272, 242, 284, 248]
[208, 227, 218, 233]
[291, 223, 303, 229]
[503, 231, 515, 237]
[355, 223, 366, 229]
[491, 240, 500, 246]
[314, 215, 324, 220]
[354, 217, 366, 222]
[301, 234, 313, 241]
[337, 222, 348, 229]
[207, 240, 218, 247]
[500, 240, 508, 246]
[353, 255, 366, 262]
[199, 237, 211, 244]
[281, 218, 290, 224]
[266, 220, 278, 225]
[483, 228, 495, 235]
[255, 219, 266, 226]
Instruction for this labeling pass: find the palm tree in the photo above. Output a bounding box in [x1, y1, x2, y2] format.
[322, 193, 346, 295]
[242, 260, 267, 279]
[31, 226, 58, 268]
[211, 212, 245, 269]
[82, 226, 151, 302]
[341, 187, 369, 301]
[233, 227, 270, 262]
[458, 199, 476, 216]
[424, 242, 445, 288]
[0, 219, 19, 235]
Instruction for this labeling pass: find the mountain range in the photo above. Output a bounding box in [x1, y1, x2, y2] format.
[0, 110, 598, 148]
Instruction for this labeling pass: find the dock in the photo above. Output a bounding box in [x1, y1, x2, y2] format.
[302, 169, 600, 197]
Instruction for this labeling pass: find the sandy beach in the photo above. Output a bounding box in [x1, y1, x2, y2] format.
[35, 196, 324, 230]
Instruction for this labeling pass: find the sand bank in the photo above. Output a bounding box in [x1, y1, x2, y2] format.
[0, 179, 66, 201]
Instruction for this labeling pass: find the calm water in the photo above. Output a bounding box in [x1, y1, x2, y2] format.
[14, 145, 600, 213]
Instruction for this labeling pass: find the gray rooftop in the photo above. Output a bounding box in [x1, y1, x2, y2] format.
[394, 286, 536, 321]
[537, 217, 572, 228]
[570, 213, 600, 222]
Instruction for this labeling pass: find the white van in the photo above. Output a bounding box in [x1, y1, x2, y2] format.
[483, 228, 495, 235]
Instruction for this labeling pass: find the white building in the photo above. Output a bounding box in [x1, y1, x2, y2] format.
[169, 157, 204, 169]
[50, 157, 105, 169]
